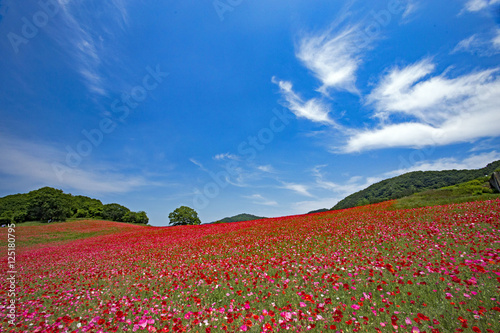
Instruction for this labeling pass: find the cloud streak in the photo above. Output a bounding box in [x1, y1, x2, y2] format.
[0, 133, 154, 194]
[272, 77, 336, 125]
[49, 0, 130, 96]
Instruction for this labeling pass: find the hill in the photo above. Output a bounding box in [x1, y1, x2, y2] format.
[0, 187, 148, 225]
[210, 213, 266, 224]
[393, 175, 500, 209]
[331, 160, 500, 210]
[307, 208, 329, 214]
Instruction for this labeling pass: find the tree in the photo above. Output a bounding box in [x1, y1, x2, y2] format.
[26, 187, 70, 222]
[102, 203, 130, 222]
[135, 211, 149, 224]
[168, 206, 201, 226]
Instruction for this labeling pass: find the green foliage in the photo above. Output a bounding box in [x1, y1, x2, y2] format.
[332, 159, 500, 210]
[122, 211, 149, 224]
[0, 187, 148, 224]
[211, 213, 266, 224]
[306, 208, 329, 214]
[169, 206, 201, 226]
[393, 176, 500, 209]
[26, 187, 71, 222]
[102, 203, 130, 222]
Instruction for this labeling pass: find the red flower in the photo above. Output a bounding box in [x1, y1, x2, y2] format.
[346, 320, 353, 325]
[417, 313, 429, 321]
[472, 327, 481, 333]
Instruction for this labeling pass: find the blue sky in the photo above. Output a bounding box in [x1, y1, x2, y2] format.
[1, 0, 500, 226]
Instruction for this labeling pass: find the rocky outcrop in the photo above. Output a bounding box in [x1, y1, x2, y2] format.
[490, 172, 500, 193]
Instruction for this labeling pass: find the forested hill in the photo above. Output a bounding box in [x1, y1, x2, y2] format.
[0, 187, 148, 224]
[332, 160, 500, 210]
[210, 213, 266, 224]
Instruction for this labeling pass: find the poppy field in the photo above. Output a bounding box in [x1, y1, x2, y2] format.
[1, 199, 500, 332]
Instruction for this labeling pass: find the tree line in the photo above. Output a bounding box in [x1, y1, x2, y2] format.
[0, 187, 148, 225]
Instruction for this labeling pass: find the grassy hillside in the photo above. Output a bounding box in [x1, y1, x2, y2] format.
[0, 219, 148, 249]
[332, 160, 500, 210]
[210, 213, 266, 224]
[393, 175, 500, 209]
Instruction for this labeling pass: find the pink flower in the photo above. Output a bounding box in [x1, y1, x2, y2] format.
[299, 302, 306, 307]
[138, 319, 148, 329]
[380, 322, 386, 327]
[351, 304, 360, 310]
[240, 325, 248, 331]
[412, 327, 420, 333]
[405, 317, 412, 325]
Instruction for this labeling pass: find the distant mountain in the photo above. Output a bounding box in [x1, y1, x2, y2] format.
[332, 160, 500, 211]
[307, 208, 329, 214]
[210, 213, 266, 224]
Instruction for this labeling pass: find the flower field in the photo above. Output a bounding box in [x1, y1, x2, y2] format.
[1, 200, 500, 332]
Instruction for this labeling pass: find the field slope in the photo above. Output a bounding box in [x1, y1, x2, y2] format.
[1, 201, 499, 332]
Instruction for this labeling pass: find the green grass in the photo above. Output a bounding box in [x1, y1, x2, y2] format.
[393, 176, 500, 209]
[0, 219, 148, 249]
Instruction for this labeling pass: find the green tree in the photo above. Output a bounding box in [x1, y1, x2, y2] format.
[26, 187, 70, 222]
[102, 203, 130, 222]
[135, 211, 149, 224]
[0, 211, 13, 225]
[168, 206, 201, 226]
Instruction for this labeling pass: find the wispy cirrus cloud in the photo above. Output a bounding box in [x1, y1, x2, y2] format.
[296, 25, 364, 95]
[272, 77, 336, 125]
[214, 152, 239, 161]
[385, 151, 500, 177]
[343, 58, 500, 152]
[257, 165, 274, 173]
[243, 194, 278, 206]
[0, 133, 155, 194]
[49, 0, 131, 96]
[462, 0, 500, 12]
[452, 30, 500, 56]
[280, 182, 314, 197]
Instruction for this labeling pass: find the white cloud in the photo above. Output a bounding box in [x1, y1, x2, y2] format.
[189, 158, 209, 172]
[291, 197, 340, 215]
[386, 151, 500, 177]
[257, 165, 274, 173]
[49, 1, 130, 96]
[344, 59, 500, 152]
[493, 29, 500, 49]
[281, 182, 314, 197]
[272, 77, 336, 125]
[243, 194, 278, 206]
[463, 0, 500, 12]
[312, 165, 382, 195]
[0, 134, 153, 194]
[296, 25, 363, 94]
[214, 153, 239, 160]
[452, 31, 500, 56]
[402, 1, 418, 19]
